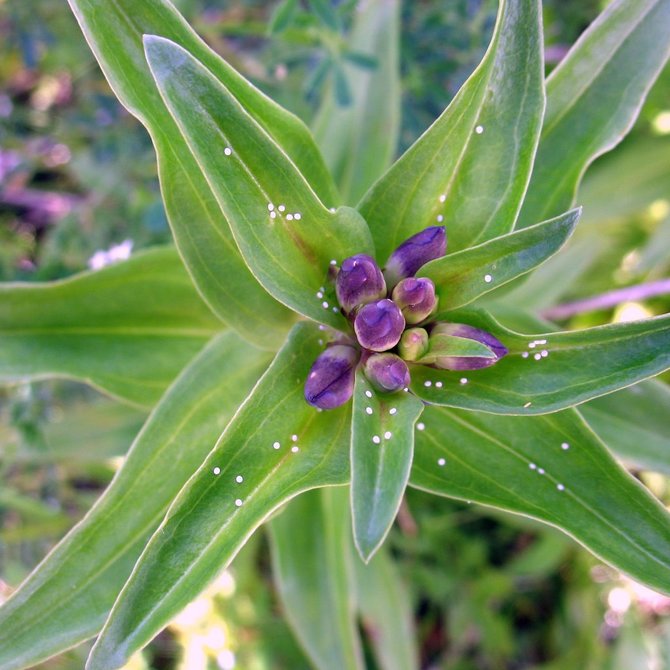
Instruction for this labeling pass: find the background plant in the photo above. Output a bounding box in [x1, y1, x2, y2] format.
[1, 0, 670, 668]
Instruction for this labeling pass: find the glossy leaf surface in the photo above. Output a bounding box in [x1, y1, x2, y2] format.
[411, 311, 670, 414]
[421, 209, 580, 314]
[67, 0, 340, 347]
[358, 0, 544, 257]
[145, 36, 373, 328]
[351, 371, 423, 561]
[87, 323, 351, 670]
[312, 0, 400, 204]
[0, 248, 221, 407]
[269, 488, 364, 670]
[0, 333, 269, 670]
[518, 0, 670, 228]
[410, 406, 670, 594]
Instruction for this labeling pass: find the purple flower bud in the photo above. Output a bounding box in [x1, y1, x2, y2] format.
[398, 327, 429, 361]
[354, 299, 405, 352]
[335, 254, 386, 313]
[363, 353, 410, 392]
[430, 322, 508, 370]
[384, 226, 446, 288]
[392, 277, 437, 324]
[304, 344, 359, 410]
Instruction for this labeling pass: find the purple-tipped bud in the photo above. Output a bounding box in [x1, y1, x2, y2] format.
[384, 226, 446, 288]
[354, 299, 405, 352]
[430, 322, 508, 370]
[363, 353, 410, 393]
[305, 344, 359, 409]
[392, 277, 437, 324]
[335, 254, 386, 313]
[398, 327, 429, 361]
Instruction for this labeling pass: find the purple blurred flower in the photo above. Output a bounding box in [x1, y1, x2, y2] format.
[354, 299, 405, 352]
[335, 254, 386, 313]
[392, 277, 437, 324]
[430, 322, 508, 370]
[398, 327, 429, 361]
[384, 226, 446, 288]
[304, 344, 359, 409]
[363, 353, 410, 392]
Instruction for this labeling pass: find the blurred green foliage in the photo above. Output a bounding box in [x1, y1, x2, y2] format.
[1, 0, 669, 668]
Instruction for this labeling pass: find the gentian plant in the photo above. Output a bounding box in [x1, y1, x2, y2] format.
[1, 0, 670, 668]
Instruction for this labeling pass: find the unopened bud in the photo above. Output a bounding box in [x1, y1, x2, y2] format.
[392, 277, 437, 324]
[430, 323, 507, 370]
[384, 226, 446, 288]
[354, 299, 405, 352]
[363, 353, 410, 393]
[335, 254, 386, 313]
[398, 327, 429, 361]
[304, 344, 359, 410]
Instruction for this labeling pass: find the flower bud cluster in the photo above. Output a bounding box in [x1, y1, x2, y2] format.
[304, 225, 507, 409]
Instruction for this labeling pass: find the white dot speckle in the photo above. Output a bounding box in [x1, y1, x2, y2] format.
[435, 381, 443, 388]
[270, 211, 277, 219]
[235, 475, 243, 483]
[424, 381, 432, 387]
[439, 194, 446, 203]
[235, 498, 243, 507]
[384, 431, 392, 440]
[372, 435, 381, 444]
[438, 457, 446, 466]
[365, 407, 373, 415]
[278, 205, 286, 212]
[459, 377, 468, 385]
[213, 467, 221, 475]
[541, 350, 549, 358]
[332, 306, 339, 313]
[291, 434, 298, 442]
[529, 463, 537, 470]
[523, 402, 532, 408]
[365, 390, 373, 398]
[294, 213, 302, 220]
[286, 214, 294, 221]
[484, 274, 493, 283]
[330, 259, 337, 265]
[475, 125, 484, 134]
[437, 214, 444, 223]
[316, 291, 323, 299]
[561, 442, 570, 450]
[538, 468, 545, 475]
[322, 301, 329, 309]
[273, 441, 281, 450]
[557, 484, 565, 491]
[389, 407, 397, 415]
[291, 445, 299, 453]
[534, 353, 542, 361]
[224, 147, 232, 155]
[528, 342, 536, 349]
[417, 422, 425, 431]
[267, 203, 274, 211]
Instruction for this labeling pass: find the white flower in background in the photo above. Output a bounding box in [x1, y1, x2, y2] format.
[88, 239, 133, 270]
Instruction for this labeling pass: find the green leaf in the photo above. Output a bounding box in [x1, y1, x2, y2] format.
[581, 380, 670, 475]
[417, 334, 495, 364]
[0, 332, 270, 670]
[353, 545, 419, 670]
[0, 247, 221, 407]
[67, 0, 338, 348]
[420, 209, 580, 314]
[312, 0, 400, 204]
[86, 323, 351, 670]
[517, 0, 670, 228]
[307, 0, 342, 31]
[269, 488, 364, 670]
[410, 406, 670, 594]
[358, 0, 544, 257]
[269, 0, 299, 34]
[144, 36, 373, 328]
[351, 371, 423, 561]
[410, 310, 670, 414]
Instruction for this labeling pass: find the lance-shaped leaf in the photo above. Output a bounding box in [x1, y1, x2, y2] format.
[312, 0, 400, 204]
[411, 310, 670, 414]
[67, 0, 340, 348]
[145, 36, 373, 328]
[410, 406, 670, 594]
[269, 488, 364, 670]
[358, 0, 544, 258]
[420, 209, 580, 313]
[86, 323, 351, 670]
[0, 332, 270, 670]
[0, 247, 221, 407]
[517, 0, 670, 228]
[351, 371, 423, 561]
[581, 380, 670, 476]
